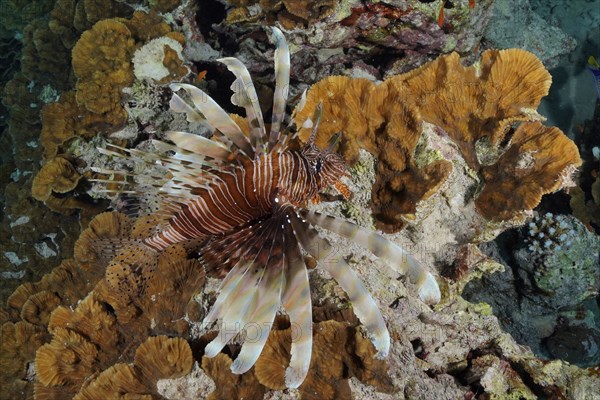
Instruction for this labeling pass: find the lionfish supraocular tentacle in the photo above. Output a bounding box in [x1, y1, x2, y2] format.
[299, 209, 442, 304]
[93, 27, 441, 388]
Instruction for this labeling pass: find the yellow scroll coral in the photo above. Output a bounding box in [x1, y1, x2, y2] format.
[31, 157, 81, 202]
[71, 19, 135, 124]
[295, 49, 581, 230]
[39, 91, 108, 159]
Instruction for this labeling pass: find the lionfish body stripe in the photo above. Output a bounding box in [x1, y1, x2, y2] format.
[97, 27, 441, 388]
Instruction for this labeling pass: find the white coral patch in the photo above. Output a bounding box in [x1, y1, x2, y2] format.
[133, 37, 186, 82]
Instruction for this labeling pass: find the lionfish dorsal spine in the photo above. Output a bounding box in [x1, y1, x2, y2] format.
[163, 131, 231, 160]
[169, 83, 254, 158]
[218, 56, 267, 154]
[268, 27, 291, 151]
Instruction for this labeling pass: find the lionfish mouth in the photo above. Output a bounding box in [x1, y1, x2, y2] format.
[93, 26, 441, 389]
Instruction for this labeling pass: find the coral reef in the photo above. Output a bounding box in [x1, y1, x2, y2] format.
[132, 36, 190, 83]
[0, 212, 204, 399]
[515, 213, 599, 308]
[220, 0, 495, 83]
[1, 1, 597, 399]
[0, 0, 55, 39]
[0, 1, 140, 306]
[294, 48, 580, 232]
[3, 180, 599, 400]
[71, 19, 135, 124]
[483, 0, 577, 69]
[49, 0, 134, 49]
[463, 213, 600, 368]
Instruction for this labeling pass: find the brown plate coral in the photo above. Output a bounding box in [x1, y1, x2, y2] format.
[295, 48, 581, 232]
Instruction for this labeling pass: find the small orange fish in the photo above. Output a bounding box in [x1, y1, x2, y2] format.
[438, 1, 446, 27]
[469, 0, 476, 9]
[196, 70, 207, 81]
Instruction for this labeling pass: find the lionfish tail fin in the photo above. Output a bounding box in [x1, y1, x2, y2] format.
[89, 237, 159, 267]
[300, 210, 441, 305]
[290, 212, 391, 358]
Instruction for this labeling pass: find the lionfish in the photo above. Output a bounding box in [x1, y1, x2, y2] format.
[95, 28, 440, 388]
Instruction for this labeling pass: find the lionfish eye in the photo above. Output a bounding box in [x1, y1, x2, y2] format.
[315, 158, 322, 173]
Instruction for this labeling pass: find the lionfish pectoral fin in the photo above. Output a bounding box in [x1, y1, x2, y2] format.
[300, 210, 442, 305]
[203, 267, 261, 357]
[230, 260, 285, 374]
[230, 214, 289, 374]
[290, 212, 390, 358]
[281, 229, 313, 388]
[203, 219, 284, 361]
[169, 83, 254, 158]
[201, 262, 248, 327]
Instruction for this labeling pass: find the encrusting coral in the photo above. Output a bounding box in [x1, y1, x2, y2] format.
[295, 48, 581, 232]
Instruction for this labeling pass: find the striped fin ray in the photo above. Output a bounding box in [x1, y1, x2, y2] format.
[218, 57, 267, 154]
[230, 216, 287, 374]
[280, 216, 313, 388]
[170, 83, 254, 158]
[169, 93, 206, 123]
[203, 218, 281, 358]
[269, 89, 308, 154]
[201, 221, 275, 327]
[93, 143, 220, 218]
[268, 27, 290, 151]
[299, 209, 441, 304]
[163, 131, 231, 161]
[97, 143, 219, 179]
[289, 212, 390, 358]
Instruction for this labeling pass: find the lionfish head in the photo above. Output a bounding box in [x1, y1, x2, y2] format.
[301, 132, 347, 190]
